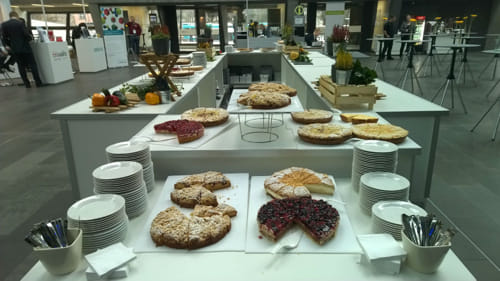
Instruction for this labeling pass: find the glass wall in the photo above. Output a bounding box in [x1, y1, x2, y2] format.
[29, 12, 94, 42]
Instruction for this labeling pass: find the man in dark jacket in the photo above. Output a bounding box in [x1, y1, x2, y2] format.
[381, 15, 396, 60]
[1, 11, 43, 88]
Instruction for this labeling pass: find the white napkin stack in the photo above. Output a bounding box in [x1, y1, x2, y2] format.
[357, 234, 407, 275]
[85, 243, 136, 279]
[86, 266, 129, 281]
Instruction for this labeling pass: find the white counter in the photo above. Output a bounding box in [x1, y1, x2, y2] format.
[75, 38, 107, 72]
[21, 179, 475, 281]
[31, 42, 74, 84]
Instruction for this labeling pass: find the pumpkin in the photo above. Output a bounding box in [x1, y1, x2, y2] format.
[92, 93, 106, 106]
[289, 51, 299, 60]
[145, 92, 160, 105]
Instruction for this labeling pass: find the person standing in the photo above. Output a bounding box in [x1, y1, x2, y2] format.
[381, 15, 396, 60]
[126, 16, 141, 56]
[399, 14, 413, 57]
[1, 11, 43, 88]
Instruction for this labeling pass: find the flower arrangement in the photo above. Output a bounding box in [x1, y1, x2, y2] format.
[329, 25, 350, 43]
[335, 46, 353, 71]
[151, 24, 170, 40]
[281, 24, 296, 46]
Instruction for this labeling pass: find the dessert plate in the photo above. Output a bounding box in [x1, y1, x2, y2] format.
[372, 201, 427, 225]
[67, 194, 125, 222]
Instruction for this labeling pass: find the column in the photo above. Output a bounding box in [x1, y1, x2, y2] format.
[286, 0, 300, 26]
[486, 0, 500, 49]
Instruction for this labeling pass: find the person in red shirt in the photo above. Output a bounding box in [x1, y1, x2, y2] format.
[126, 16, 141, 55]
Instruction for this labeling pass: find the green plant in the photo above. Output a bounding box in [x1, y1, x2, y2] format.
[349, 60, 377, 85]
[281, 24, 296, 46]
[151, 24, 170, 40]
[335, 48, 353, 70]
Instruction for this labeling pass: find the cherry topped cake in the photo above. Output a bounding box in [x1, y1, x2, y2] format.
[257, 197, 340, 245]
[154, 120, 204, 144]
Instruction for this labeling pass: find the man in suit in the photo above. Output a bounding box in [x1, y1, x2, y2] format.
[1, 11, 43, 88]
[381, 15, 396, 60]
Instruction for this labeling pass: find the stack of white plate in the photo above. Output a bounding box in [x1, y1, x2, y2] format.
[359, 172, 410, 215]
[371, 201, 427, 240]
[106, 141, 155, 192]
[92, 161, 148, 218]
[192, 51, 207, 67]
[67, 194, 128, 253]
[351, 140, 398, 192]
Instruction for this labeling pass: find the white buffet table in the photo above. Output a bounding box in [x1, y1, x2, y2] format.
[21, 179, 475, 281]
[75, 38, 107, 72]
[31, 42, 74, 84]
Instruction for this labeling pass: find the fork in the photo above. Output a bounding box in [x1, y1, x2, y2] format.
[271, 228, 303, 254]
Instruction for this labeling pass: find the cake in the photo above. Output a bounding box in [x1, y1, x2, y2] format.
[257, 198, 340, 245]
[182, 65, 204, 71]
[237, 91, 291, 109]
[181, 107, 229, 127]
[352, 123, 408, 144]
[248, 82, 297, 97]
[340, 113, 379, 124]
[174, 171, 231, 191]
[176, 58, 191, 65]
[153, 120, 204, 144]
[291, 109, 333, 124]
[192, 204, 238, 218]
[264, 167, 335, 199]
[298, 123, 352, 145]
[150, 206, 232, 249]
[170, 70, 194, 77]
[170, 185, 218, 208]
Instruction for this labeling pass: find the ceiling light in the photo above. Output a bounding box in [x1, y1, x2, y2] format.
[10, 5, 19, 8]
[72, 3, 88, 7]
[32, 4, 55, 7]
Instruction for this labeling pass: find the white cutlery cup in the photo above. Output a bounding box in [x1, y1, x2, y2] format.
[401, 230, 451, 274]
[33, 228, 83, 275]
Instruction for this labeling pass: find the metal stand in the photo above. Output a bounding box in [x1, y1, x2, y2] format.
[237, 113, 283, 143]
[456, 41, 476, 86]
[484, 77, 500, 99]
[417, 35, 441, 77]
[478, 54, 499, 81]
[431, 47, 468, 113]
[374, 40, 385, 80]
[470, 96, 500, 141]
[397, 43, 424, 96]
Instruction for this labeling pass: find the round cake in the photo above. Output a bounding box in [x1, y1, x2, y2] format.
[298, 123, 352, 145]
[264, 167, 335, 199]
[352, 123, 408, 144]
[238, 91, 291, 109]
[170, 70, 194, 77]
[248, 82, 297, 97]
[257, 197, 340, 245]
[181, 107, 229, 127]
[153, 120, 204, 144]
[291, 109, 333, 124]
[150, 206, 232, 249]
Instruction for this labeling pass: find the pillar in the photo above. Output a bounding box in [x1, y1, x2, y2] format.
[88, 3, 102, 37]
[286, 0, 300, 26]
[486, 0, 500, 49]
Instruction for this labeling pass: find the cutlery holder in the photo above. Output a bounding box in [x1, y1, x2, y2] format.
[33, 228, 82, 275]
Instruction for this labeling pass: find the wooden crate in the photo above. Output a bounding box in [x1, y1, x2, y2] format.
[319, 75, 377, 109]
[283, 45, 300, 54]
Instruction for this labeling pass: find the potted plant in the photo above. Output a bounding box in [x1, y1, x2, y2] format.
[328, 25, 350, 57]
[151, 24, 170, 55]
[349, 60, 377, 85]
[332, 44, 353, 85]
[281, 24, 299, 53]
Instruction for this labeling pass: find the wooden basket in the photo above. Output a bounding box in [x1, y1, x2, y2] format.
[283, 45, 300, 54]
[319, 75, 377, 109]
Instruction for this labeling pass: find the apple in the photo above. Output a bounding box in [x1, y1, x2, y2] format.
[111, 17, 116, 22]
[104, 9, 109, 16]
[119, 17, 124, 24]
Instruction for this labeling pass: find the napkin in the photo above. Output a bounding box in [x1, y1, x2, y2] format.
[85, 243, 136, 277]
[359, 254, 402, 275]
[86, 265, 129, 281]
[357, 234, 407, 261]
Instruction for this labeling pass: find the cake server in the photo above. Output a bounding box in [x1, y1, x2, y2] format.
[271, 227, 303, 254]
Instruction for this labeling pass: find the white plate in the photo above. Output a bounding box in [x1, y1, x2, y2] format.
[93, 162, 143, 180]
[106, 141, 149, 155]
[67, 194, 125, 222]
[354, 140, 398, 153]
[372, 201, 427, 225]
[360, 172, 409, 192]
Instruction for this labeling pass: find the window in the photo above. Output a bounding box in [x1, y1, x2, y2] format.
[30, 13, 66, 27]
[177, 9, 196, 44]
[69, 13, 93, 27]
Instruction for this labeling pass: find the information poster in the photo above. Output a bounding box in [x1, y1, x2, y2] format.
[103, 30, 128, 68]
[100, 7, 125, 32]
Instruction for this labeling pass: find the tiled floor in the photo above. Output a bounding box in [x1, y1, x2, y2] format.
[0, 52, 499, 280]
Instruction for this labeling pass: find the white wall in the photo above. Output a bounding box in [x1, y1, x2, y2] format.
[325, 1, 345, 38]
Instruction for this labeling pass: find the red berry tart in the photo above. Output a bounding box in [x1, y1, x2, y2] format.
[257, 198, 340, 245]
[154, 120, 204, 143]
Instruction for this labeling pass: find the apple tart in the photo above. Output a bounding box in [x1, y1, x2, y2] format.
[352, 123, 408, 144]
[248, 82, 297, 97]
[291, 109, 333, 124]
[298, 123, 352, 145]
[237, 91, 291, 109]
[264, 167, 335, 199]
[181, 107, 229, 127]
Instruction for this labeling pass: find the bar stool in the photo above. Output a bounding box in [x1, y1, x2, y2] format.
[431, 44, 469, 113]
[397, 39, 428, 96]
[470, 96, 500, 141]
[366, 37, 395, 80]
[456, 37, 483, 85]
[478, 49, 500, 81]
[417, 34, 441, 77]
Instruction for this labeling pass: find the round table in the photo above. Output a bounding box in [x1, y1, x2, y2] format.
[431, 44, 479, 113]
[367, 37, 396, 79]
[417, 34, 445, 77]
[395, 40, 430, 95]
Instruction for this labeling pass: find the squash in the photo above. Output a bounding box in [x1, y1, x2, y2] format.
[145, 92, 160, 105]
[289, 51, 299, 60]
[92, 93, 106, 106]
